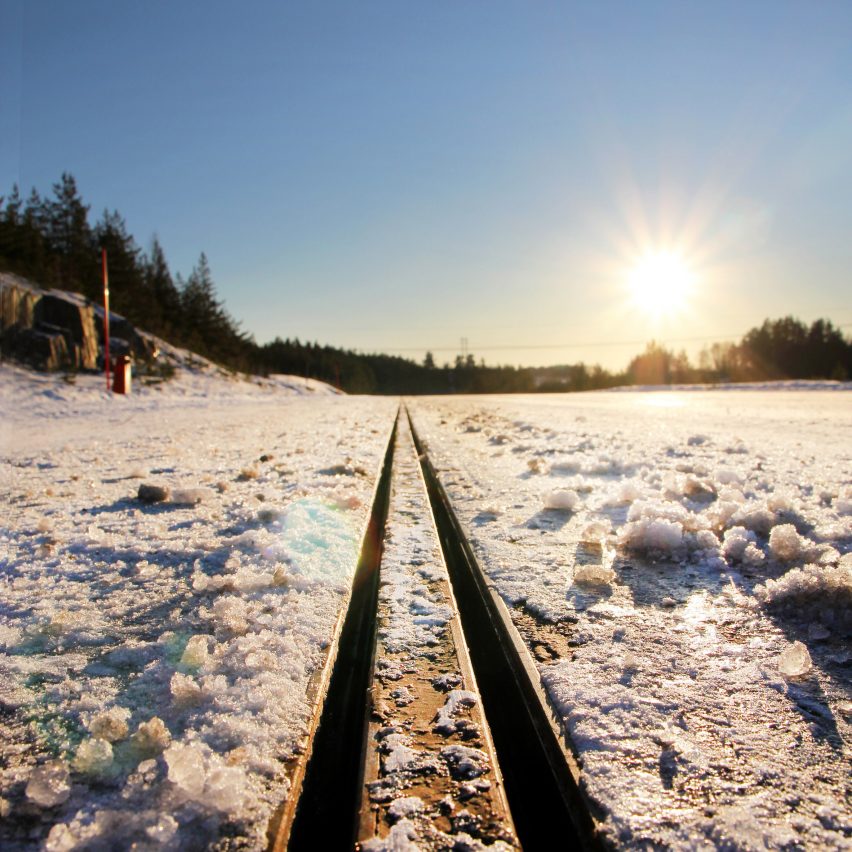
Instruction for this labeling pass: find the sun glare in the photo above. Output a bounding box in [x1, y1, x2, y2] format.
[628, 250, 694, 318]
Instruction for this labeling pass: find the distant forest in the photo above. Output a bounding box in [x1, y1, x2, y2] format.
[1, 173, 850, 393]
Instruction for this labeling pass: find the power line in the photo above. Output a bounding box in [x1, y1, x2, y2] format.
[381, 323, 852, 354]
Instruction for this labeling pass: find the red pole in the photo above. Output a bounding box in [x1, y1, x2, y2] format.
[102, 249, 111, 392]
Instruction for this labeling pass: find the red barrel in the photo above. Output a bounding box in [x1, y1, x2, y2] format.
[112, 355, 132, 394]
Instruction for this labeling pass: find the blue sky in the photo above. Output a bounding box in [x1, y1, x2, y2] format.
[2, 1, 851, 369]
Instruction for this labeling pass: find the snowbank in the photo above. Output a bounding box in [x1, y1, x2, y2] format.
[0, 364, 394, 849]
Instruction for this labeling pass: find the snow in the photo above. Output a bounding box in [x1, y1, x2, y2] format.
[439, 745, 490, 780]
[433, 690, 479, 736]
[25, 761, 71, 808]
[408, 389, 851, 849]
[0, 361, 395, 849]
[543, 488, 581, 511]
[768, 522, 812, 562]
[3, 361, 850, 849]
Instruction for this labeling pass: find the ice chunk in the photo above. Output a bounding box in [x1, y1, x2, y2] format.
[580, 519, 611, 545]
[441, 745, 489, 779]
[733, 505, 775, 536]
[574, 564, 616, 586]
[26, 760, 71, 807]
[361, 818, 420, 851]
[614, 480, 643, 504]
[683, 475, 716, 501]
[391, 686, 414, 707]
[543, 489, 580, 511]
[388, 796, 425, 821]
[45, 823, 77, 852]
[769, 524, 808, 562]
[549, 458, 580, 474]
[627, 499, 688, 524]
[432, 672, 462, 691]
[433, 690, 478, 735]
[88, 706, 130, 742]
[767, 493, 795, 513]
[693, 529, 721, 551]
[743, 544, 765, 565]
[0, 624, 22, 650]
[44, 609, 76, 637]
[212, 596, 249, 636]
[722, 527, 763, 563]
[170, 672, 203, 706]
[130, 717, 172, 757]
[778, 641, 813, 679]
[708, 499, 740, 531]
[204, 763, 247, 813]
[164, 741, 205, 799]
[145, 815, 179, 844]
[72, 738, 114, 776]
[180, 634, 210, 668]
[164, 741, 246, 813]
[618, 518, 683, 555]
[385, 744, 419, 773]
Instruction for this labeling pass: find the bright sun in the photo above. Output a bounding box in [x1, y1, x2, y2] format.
[628, 250, 694, 317]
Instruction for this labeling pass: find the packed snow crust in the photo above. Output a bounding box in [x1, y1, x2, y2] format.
[0, 363, 395, 849]
[4, 363, 851, 850]
[408, 390, 851, 850]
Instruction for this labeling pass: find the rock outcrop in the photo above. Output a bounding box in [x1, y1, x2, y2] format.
[0, 273, 156, 371]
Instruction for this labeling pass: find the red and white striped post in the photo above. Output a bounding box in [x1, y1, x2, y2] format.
[102, 248, 111, 392]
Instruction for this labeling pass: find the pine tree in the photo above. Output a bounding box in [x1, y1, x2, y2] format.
[46, 173, 97, 297]
[17, 188, 51, 285]
[144, 237, 182, 338]
[95, 209, 151, 325]
[180, 253, 243, 360]
[0, 185, 23, 270]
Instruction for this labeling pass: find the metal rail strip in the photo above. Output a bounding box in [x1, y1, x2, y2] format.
[357, 413, 518, 848]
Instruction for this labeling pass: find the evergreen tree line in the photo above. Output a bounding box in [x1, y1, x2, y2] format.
[0, 173, 255, 370]
[623, 316, 850, 386]
[1, 174, 849, 393]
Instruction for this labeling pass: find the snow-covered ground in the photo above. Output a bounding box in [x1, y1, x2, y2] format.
[0, 363, 395, 849]
[408, 390, 851, 849]
[3, 365, 851, 850]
